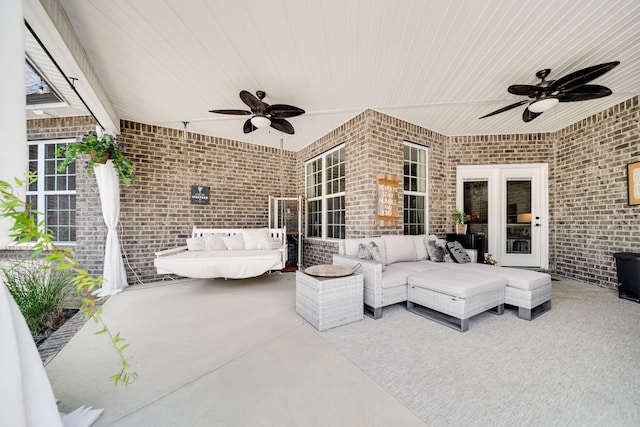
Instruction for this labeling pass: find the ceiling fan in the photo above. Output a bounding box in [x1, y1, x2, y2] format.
[479, 61, 620, 122]
[209, 90, 305, 134]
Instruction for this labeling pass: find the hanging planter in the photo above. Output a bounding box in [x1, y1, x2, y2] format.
[90, 150, 110, 165]
[57, 131, 136, 185]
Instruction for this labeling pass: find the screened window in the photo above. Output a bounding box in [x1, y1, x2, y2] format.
[26, 140, 76, 243]
[305, 145, 345, 239]
[403, 142, 428, 235]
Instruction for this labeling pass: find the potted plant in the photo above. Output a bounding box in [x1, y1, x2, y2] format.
[453, 208, 467, 234]
[56, 131, 136, 185]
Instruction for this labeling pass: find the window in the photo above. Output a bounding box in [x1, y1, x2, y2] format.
[305, 145, 345, 239]
[403, 142, 428, 235]
[26, 140, 76, 243]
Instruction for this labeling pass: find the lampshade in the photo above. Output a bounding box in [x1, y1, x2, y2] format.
[528, 97, 559, 113]
[517, 213, 532, 223]
[250, 115, 271, 128]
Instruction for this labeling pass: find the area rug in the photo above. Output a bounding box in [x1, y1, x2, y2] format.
[320, 280, 640, 427]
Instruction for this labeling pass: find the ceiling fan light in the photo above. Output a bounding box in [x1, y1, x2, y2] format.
[529, 97, 559, 113]
[250, 115, 271, 128]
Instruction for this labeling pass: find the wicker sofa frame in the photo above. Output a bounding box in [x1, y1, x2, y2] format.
[333, 234, 552, 322]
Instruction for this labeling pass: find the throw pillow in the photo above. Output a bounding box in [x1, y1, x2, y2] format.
[446, 241, 471, 263]
[204, 234, 227, 250]
[357, 243, 372, 260]
[268, 237, 283, 250]
[367, 241, 384, 263]
[222, 233, 245, 250]
[357, 242, 385, 270]
[242, 228, 270, 250]
[425, 238, 448, 262]
[186, 237, 205, 251]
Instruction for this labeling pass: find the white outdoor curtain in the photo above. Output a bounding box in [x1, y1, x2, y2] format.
[0, 279, 63, 427]
[93, 160, 128, 296]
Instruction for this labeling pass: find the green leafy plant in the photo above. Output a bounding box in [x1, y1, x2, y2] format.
[56, 131, 136, 185]
[0, 176, 137, 386]
[453, 208, 466, 225]
[1, 262, 71, 337]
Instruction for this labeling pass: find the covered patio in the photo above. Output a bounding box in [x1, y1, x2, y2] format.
[45, 273, 640, 426]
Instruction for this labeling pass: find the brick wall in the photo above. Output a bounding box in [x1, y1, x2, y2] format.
[297, 110, 446, 267]
[19, 96, 639, 289]
[554, 96, 640, 288]
[447, 133, 556, 270]
[115, 121, 298, 282]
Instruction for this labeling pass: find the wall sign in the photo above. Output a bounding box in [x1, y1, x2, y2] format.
[377, 174, 399, 226]
[191, 185, 210, 205]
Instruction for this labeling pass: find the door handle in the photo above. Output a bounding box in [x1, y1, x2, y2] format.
[535, 223, 541, 227]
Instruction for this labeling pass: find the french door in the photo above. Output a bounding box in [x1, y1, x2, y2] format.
[456, 164, 548, 268]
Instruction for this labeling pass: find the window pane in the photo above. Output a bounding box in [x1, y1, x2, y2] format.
[306, 200, 322, 238]
[403, 143, 427, 235]
[28, 142, 76, 242]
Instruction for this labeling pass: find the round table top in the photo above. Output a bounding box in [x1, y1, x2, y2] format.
[304, 264, 354, 277]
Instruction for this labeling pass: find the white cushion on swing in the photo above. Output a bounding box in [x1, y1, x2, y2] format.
[154, 249, 282, 279]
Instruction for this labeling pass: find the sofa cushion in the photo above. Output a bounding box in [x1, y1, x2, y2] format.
[446, 241, 471, 263]
[383, 235, 417, 264]
[408, 269, 507, 298]
[454, 263, 551, 290]
[381, 264, 414, 289]
[414, 235, 429, 260]
[389, 261, 445, 274]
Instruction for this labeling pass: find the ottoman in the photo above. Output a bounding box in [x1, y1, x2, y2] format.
[452, 263, 552, 320]
[407, 269, 507, 332]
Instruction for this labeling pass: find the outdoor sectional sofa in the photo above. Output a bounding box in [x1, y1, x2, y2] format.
[333, 234, 552, 331]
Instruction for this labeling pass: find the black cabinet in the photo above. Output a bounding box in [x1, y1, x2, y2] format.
[445, 233, 486, 263]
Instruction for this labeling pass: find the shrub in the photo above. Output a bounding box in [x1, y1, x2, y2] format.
[2, 262, 72, 338]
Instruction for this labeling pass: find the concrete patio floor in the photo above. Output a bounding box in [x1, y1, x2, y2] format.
[45, 273, 426, 426]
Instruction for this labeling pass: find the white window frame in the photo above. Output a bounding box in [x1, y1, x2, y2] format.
[26, 138, 76, 245]
[403, 141, 429, 235]
[305, 144, 346, 240]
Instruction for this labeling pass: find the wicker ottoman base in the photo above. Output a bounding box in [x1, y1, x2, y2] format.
[296, 271, 364, 331]
[505, 283, 553, 320]
[407, 269, 506, 332]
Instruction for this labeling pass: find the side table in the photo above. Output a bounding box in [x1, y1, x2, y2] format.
[295, 271, 364, 331]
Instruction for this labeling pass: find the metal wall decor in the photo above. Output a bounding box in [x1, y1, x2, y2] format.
[191, 185, 210, 205]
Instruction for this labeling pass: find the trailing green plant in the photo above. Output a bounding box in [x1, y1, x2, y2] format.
[0, 176, 137, 386]
[453, 208, 466, 225]
[1, 262, 71, 337]
[56, 131, 136, 185]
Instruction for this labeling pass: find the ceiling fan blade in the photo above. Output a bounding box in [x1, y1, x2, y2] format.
[479, 100, 529, 119]
[239, 90, 267, 113]
[265, 104, 305, 118]
[557, 84, 612, 102]
[508, 85, 544, 97]
[522, 107, 542, 122]
[209, 109, 252, 115]
[269, 118, 295, 134]
[548, 61, 620, 93]
[243, 118, 256, 134]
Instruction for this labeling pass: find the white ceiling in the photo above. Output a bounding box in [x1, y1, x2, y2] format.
[30, 0, 640, 150]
